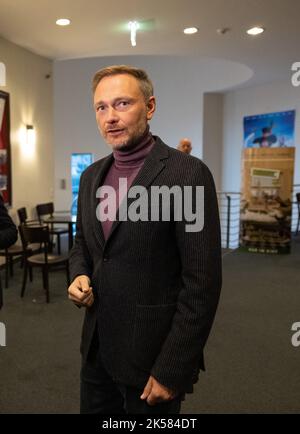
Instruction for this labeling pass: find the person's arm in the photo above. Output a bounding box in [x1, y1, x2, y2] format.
[150, 161, 222, 393]
[0, 199, 18, 249]
[68, 174, 94, 307]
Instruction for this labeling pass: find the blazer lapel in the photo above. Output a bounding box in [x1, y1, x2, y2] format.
[107, 138, 169, 242]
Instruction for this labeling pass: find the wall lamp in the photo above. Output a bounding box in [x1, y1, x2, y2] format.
[19, 124, 36, 158]
[26, 125, 35, 147]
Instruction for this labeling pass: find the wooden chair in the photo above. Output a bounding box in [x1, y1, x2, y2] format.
[0, 209, 42, 289]
[17, 207, 39, 226]
[19, 224, 70, 303]
[36, 202, 68, 254]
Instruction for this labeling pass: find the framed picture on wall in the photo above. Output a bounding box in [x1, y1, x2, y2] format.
[0, 90, 12, 206]
[243, 110, 296, 148]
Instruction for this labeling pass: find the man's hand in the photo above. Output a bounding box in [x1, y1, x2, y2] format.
[140, 375, 177, 406]
[68, 275, 94, 307]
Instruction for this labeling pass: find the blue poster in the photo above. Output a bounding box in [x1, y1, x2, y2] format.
[71, 153, 93, 216]
[244, 110, 295, 148]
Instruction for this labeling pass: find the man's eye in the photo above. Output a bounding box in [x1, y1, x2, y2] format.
[118, 101, 129, 108]
[96, 106, 105, 112]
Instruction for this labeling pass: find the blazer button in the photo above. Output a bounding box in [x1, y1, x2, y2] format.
[103, 256, 109, 262]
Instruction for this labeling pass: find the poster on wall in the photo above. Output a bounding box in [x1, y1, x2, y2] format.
[240, 147, 295, 254]
[244, 110, 295, 148]
[0, 90, 12, 205]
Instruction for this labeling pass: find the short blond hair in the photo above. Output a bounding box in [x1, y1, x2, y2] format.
[92, 65, 154, 101]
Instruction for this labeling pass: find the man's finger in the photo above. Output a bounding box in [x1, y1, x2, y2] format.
[146, 391, 160, 406]
[69, 285, 89, 301]
[140, 377, 153, 400]
[68, 286, 93, 304]
[84, 293, 94, 307]
[69, 292, 93, 307]
[78, 278, 91, 293]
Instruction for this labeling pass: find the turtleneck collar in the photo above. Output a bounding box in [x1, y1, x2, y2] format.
[113, 126, 155, 170]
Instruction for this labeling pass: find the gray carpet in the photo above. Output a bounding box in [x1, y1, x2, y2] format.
[0, 266, 84, 414]
[182, 238, 300, 414]
[1, 240, 300, 413]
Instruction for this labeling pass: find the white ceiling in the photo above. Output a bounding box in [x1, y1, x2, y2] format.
[0, 0, 299, 87]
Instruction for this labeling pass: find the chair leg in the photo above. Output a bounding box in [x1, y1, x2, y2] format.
[57, 235, 61, 255]
[42, 267, 50, 303]
[21, 263, 28, 298]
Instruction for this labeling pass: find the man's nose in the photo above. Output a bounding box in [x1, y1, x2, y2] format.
[106, 106, 119, 123]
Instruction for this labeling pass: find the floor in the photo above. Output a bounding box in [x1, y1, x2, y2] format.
[1, 238, 300, 413]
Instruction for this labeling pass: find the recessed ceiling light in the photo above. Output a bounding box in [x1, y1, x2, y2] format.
[183, 27, 198, 35]
[247, 26, 264, 36]
[56, 18, 71, 26]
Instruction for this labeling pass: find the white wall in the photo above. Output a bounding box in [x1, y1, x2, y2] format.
[53, 55, 252, 210]
[202, 93, 223, 190]
[0, 36, 53, 221]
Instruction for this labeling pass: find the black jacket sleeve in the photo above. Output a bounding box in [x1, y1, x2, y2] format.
[150, 161, 222, 392]
[68, 174, 93, 282]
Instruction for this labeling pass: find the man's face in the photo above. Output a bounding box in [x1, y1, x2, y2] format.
[179, 140, 192, 154]
[94, 74, 155, 151]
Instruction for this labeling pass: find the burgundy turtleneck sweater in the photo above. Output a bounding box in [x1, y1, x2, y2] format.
[99, 127, 155, 240]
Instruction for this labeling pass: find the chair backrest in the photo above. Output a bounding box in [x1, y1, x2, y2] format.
[296, 192, 300, 208]
[36, 202, 54, 222]
[17, 207, 28, 224]
[19, 224, 48, 250]
[20, 224, 49, 244]
[19, 224, 50, 263]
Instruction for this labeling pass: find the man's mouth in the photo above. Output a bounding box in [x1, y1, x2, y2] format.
[107, 128, 124, 135]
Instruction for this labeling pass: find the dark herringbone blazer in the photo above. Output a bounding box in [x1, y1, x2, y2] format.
[69, 136, 222, 393]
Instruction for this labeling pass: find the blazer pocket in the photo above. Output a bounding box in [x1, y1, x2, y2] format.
[133, 303, 176, 371]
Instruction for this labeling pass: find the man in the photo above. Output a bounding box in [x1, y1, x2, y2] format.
[0, 194, 18, 309]
[177, 138, 192, 154]
[253, 125, 277, 148]
[68, 65, 222, 414]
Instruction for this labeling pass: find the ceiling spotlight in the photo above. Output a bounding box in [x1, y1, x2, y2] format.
[183, 27, 198, 35]
[247, 26, 264, 36]
[128, 21, 139, 47]
[56, 18, 71, 26]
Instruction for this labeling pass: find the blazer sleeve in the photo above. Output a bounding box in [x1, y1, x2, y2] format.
[150, 161, 222, 392]
[0, 198, 18, 249]
[69, 173, 93, 282]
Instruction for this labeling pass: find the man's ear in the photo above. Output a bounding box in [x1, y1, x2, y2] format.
[146, 96, 156, 120]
